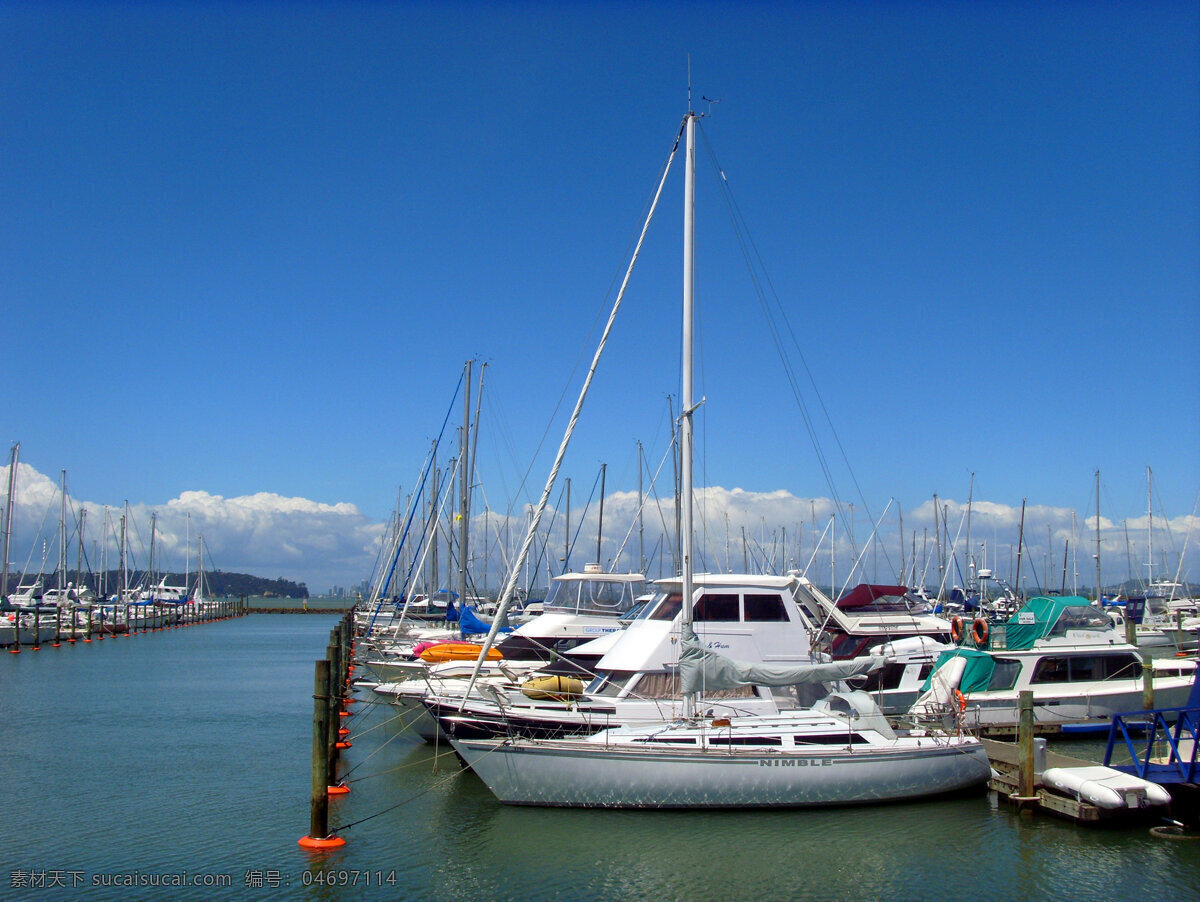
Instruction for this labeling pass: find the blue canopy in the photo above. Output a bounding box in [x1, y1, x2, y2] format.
[458, 606, 512, 638]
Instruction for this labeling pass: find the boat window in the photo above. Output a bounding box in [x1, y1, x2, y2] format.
[988, 658, 1022, 690]
[1029, 654, 1144, 683]
[793, 733, 871, 745]
[693, 593, 740, 621]
[543, 577, 646, 616]
[1048, 606, 1112, 637]
[698, 685, 756, 699]
[1069, 657, 1096, 682]
[1030, 657, 1068, 683]
[1101, 654, 1142, 680]
[708, 735, 783, 746]
[628, 671, 679, 699]
[648, 593, 684, 621]
[743, 594, 789, 622]
[619, 598, 653, 624]
[589, 672, 637, 698]
[829, 633, 870, 659]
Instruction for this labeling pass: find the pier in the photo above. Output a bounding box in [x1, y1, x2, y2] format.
[983, 685, 1200, 827]
[3, 597, 250, 653]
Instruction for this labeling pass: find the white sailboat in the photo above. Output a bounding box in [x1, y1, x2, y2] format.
[451, 109, 990, 808]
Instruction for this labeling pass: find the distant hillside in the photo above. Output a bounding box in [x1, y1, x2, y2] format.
[43, 570, 310, 599]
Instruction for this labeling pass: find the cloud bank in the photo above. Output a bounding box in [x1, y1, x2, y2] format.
[1, 462, 1195, 596]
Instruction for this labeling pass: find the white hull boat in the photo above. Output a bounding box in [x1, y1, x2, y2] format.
[452, 705, 990, 808]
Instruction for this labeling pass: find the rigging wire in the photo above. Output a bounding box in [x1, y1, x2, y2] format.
[696, 120, 898, 585]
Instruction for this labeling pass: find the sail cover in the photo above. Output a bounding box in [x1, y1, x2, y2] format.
[679, 625, 884, 695]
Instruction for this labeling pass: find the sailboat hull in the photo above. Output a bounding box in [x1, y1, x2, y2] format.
[451, 736, 990, 808]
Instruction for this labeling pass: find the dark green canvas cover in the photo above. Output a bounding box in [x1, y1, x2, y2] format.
[921, 648, 996, 694]
[1001, 595, 1097, 650]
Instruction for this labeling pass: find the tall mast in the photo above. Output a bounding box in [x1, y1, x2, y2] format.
[120, 504, 128, 601]
[1095, 470, 1102, 603]
[1014, 498, 1026, 600]
[76, 507, 86, 595]
[1, 442, 17, 599]
[196, 536, 204, 601]
[148, 511, 157, 592]
[669, 395, 680, 572]
[637, 442, 645, 573]
[59, 470, 67, 598]
[564, 478, 570, 573]
[458, 359, 472, 608]
[1146, 466, 1153, 588]
[596, 462, 606, 566]
[681, 108, 697, 716]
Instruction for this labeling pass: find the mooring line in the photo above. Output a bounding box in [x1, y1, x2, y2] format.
[347, 747, 462, 785]
[338, 704, 435, 779]
[334, 741, 512, 831]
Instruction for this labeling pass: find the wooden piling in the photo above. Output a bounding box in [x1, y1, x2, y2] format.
[298, 657, 346, 849]
[1017, 690, 1035, 800]
[1124, 611, 1137, 646]
[1143, 663, 1154, 709]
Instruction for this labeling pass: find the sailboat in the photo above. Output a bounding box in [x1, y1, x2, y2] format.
[450, 109, 990, 808]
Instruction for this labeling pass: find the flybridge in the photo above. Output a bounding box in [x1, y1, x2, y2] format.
[835, 584, 913, 612]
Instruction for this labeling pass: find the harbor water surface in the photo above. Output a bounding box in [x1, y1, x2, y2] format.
[5, 611, 1198, 900]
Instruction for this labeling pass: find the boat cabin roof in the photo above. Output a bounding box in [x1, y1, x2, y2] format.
[653, 572, 797, 590]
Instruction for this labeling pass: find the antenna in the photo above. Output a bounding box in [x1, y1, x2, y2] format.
[687, 54, 692, 111]
[701, 95, 721, 117]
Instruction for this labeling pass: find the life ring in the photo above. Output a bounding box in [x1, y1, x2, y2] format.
[971, 618, 989, 646]
[953, 689, 967, 714]
[950, 616, 964, 642]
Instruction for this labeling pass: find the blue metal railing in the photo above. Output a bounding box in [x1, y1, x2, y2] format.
[1104, 696, 1199, 785]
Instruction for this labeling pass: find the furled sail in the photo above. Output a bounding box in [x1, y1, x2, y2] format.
[679, 625, 885, 695]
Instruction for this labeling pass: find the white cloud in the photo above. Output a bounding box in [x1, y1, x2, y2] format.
[0, 464, 385, 593]
[2, 461, 1196, 595]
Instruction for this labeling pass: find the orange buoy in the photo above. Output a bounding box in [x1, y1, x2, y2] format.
[950, 616, 964, 642]
[338, 710, 351, 718]
[327, 784, 351, 795]
[298, 835, 346, 850]
[970, 618, 989, 646]
[338, 727, 350, 737]
[335, 741, 352, 749]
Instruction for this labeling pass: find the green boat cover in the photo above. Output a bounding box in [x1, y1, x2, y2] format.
[921, 648, 995, 694]
[1000, 595, 1101, 650]
[924, 596, 1109, 692]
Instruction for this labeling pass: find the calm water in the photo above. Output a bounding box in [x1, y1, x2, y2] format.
[4, 615, 1198, 900]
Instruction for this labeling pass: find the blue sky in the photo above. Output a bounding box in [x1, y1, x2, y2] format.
[2, 1, 1197, 592]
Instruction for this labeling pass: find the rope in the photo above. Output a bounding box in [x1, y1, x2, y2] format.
[333, 740, 514, 832]
[346, 747, 463, 785]
[339, 711, 427, 781]
[334, 761, 468, 832]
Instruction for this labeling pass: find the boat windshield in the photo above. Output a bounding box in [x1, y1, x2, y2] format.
[543, 576, 646, 616]
[1048, 606, 1112, 637]
[648, 593, 684, 621]
[619, 596, 654, 624]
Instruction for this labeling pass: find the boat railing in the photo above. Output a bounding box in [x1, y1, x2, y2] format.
[1103, 703, 1199, 784]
